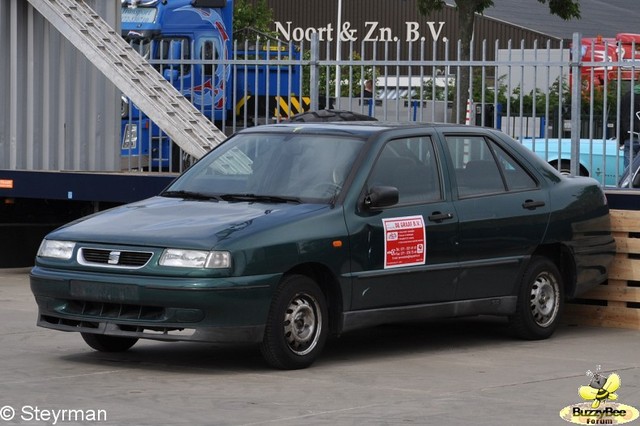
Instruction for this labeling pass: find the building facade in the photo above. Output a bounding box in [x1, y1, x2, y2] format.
[0, 0, 120, 171]
[262, 0, 562, 61]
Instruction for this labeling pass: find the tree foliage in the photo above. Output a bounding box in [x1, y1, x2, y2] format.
[415, 70, 574, 120]
[233, 0, 277, 42]
[416, 0, 581, 119]
[416, 0, 580, 20]
[300, 51, 378, 97]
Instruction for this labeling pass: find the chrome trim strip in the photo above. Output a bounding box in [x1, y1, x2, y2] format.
[77, 247, 154, 270]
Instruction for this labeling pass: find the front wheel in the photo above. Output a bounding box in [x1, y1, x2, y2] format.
[260, 275, 328, 370]
[81, 333, 138, 352]
[509, 257, 563, 340]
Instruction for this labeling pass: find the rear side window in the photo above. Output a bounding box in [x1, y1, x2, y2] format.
[491, 143, 538, 191]
[445, 135, 537, 198]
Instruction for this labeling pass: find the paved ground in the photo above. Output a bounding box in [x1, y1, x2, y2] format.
[1, 267, 639, 426]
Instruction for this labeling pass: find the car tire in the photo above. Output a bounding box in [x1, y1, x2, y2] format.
[558, 160, 589, 177]
[81, 333, 138, 352]
[509, 257, 563, 340]
[259, 274, 328, 370]
[284, 109, 378, 122]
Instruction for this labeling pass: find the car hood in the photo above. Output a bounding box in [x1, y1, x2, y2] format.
[47, 196, 329, 250]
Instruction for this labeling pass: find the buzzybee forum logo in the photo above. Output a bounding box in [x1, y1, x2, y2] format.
[560, 366, 639, 424]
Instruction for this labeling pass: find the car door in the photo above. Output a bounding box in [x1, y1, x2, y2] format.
[345, 135, 459, 310]
[443, 133, 551, 300]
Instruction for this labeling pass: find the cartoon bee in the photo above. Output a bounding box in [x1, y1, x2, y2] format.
[579, 371, 621, 408]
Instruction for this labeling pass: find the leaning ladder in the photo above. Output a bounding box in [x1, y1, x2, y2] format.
[26, 0, 226, 159]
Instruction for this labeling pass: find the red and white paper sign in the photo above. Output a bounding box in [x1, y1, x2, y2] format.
[382, 215, 426, 268]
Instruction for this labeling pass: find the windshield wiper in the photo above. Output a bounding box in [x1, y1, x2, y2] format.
[219, 194, 302, 204]
[161, 190, 221, 201]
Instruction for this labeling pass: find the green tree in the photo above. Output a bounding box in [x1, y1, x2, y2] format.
[233, 0, 277, 42]
[416, 0, 581, 121]
[416, 70, 507, 108]
[301, 51, 378, 98]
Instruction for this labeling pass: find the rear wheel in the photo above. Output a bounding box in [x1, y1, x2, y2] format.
[509, 257, 563, 340]
[81, 333, 138, 352]
[557, 160, 589, 177]
[260, 274, 328, 370]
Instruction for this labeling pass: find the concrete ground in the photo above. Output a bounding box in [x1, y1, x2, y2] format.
[1, 267, 639, 426]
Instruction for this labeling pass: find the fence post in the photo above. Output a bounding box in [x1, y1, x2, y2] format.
[570, 32, 582, 176]
[309, 33, 319, 112]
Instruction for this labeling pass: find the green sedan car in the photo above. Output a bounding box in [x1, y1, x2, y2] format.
[30, 122, 615, 369]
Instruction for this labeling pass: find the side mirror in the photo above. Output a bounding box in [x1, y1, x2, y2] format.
[363, 186, 399, 209]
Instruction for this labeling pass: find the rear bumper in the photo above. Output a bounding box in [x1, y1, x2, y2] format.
[568, 235, 617, 298]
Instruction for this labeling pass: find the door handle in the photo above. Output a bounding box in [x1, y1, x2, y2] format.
[428, 212, 454, 222]
[522, 200, 545, 210]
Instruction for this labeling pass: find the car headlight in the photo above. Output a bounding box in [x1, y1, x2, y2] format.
[159, 249, 231, 269]
[37, 240, 76, 260]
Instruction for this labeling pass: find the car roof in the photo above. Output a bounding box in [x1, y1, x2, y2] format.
[237, 121, 470, 138]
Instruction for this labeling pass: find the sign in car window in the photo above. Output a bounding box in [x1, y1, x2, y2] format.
[383, 215, 426, 268]
[122, 7, 157, 24]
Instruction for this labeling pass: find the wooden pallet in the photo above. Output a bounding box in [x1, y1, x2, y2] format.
[564, 209, 640, 330]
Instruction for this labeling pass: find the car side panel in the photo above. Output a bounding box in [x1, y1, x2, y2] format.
[346, 200, 459, 310]
[544, 179, 616, 297]
[454, 188, 550, 299]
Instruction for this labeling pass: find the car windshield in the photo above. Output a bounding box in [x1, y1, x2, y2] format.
[164, 132, 365, 203]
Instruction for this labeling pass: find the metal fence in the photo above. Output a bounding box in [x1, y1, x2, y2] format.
[121, 32, 640, 187]
[3, 1, 637, 186]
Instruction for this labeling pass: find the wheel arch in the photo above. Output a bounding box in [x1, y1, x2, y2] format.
[549, 159, 590, 177]
[530, 243, 577, 299]
[284, 262, 344, 336]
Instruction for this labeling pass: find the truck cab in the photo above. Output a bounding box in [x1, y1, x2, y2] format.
[120, 0, 233, 170]
[120, 0, 306, 171]
[579, 33, 640, 92]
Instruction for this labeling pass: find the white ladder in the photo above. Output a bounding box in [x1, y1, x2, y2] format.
[27, 0, 226, 159]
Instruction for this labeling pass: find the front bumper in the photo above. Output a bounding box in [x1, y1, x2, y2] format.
[30, 266, 281, 344]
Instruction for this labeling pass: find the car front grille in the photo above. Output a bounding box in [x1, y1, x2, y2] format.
[64, 299, 165, 320]
[79, 247, 153, 268]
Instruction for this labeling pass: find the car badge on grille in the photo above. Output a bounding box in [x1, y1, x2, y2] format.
[108, 251, 121, 265]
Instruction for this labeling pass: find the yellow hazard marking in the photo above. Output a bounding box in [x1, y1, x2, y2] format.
[275, 96, 312, 118]
[236, 95, 250, 115]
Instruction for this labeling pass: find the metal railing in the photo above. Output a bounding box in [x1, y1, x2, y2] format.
[121, 33, 640, 187]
